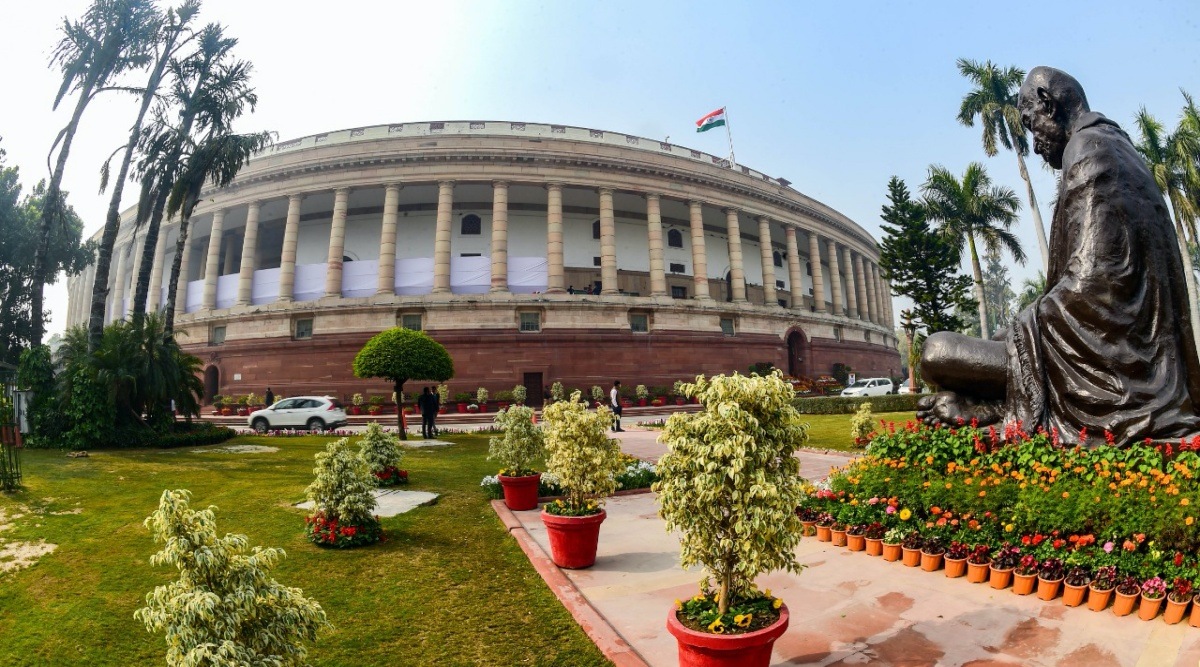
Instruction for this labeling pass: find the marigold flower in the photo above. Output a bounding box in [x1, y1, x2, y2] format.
[1182, 498, 1191, 506]
[1062, 492, 1070, 499]
[899, 508, 912, 521]
[1188, 517, 1195, 526]
[979, 491, 987, 497]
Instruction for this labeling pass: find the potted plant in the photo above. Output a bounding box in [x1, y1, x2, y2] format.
[454, 392, 471, 413]
[357, 421, 406, 487]
[944, 541, 969, 578]
[830, 514, 848, 548]
[246, 392, 260, 410]
[1113, 575, 1141, 617]
[590, 385, 604, 409]
[350, 393, 364, 415]
[550, 381, 565, 403]
[489, 406, 545, 511]
[1062, 566, 1091, 607]
[967, 544, 991, 583]
[673, 380, 687, 406]
[495, 390, 512, 411]
[467, 403, 480, 413]
[540, 391, 623, 569]
[1164, 578, 1192, 625]
[797, 506, 819, 537]
[236, 395, 250, 417]
[476, 387, 489, 413]
[846, 523, 867, 552]
[1012, 555, 1038, 595]
[881, 527, 905, 562]
[512, 384, 527, 406]
[635, 384, 649, 406]
[303, 438, 383, 548]
[864, 522, 886, 556]
[1036, 557, 1065, 601]
[989, 545, 1020, 590]
[655, 372, 806, 667]
[900, 531, 923, 567]
[920, 535, 945, 572]
[815, 512, 834, 542]
[437, 384, 450, 414]
[1088, 565, 1118, 612]
[1139, 576, 1167, 621]
[367, 395, 384, 416]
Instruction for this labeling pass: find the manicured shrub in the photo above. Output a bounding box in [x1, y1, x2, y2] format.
[304, 438, 381, 547]
[488, 405, 544, 476]
[357, 421, 405, 486]
[792, 393, 924, 415]
[541, 391, 622, 516]
[849, 402, 874, 446]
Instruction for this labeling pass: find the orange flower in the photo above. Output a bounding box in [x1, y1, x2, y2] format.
[1062, 492, 1070, 499]
[1187, 516, 1195, 526]
[979, 490, 987, 497]
[1182, 498, 1191, 506]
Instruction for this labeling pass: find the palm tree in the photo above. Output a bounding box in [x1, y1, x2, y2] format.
[922, 162, 1024, 339]
[1016, 271, 1046, 313]
[1134, 106, 1200, 353]
[32, 0, 157, 348]
[956, 59, 1050, 273]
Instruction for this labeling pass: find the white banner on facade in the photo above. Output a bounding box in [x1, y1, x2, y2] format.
[450, 256, 490, 294]
[293, 263, 326, 302]
[185, 279, 203, 313]
[395, 257, 434, 295]
[508, 256, 549, 294]
[251, 268, 280, 305]
[342, 260, 379, 298]
[215, 274, 238, 310]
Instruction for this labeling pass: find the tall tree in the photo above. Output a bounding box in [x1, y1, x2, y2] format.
[956, 58, 1049, 272]
[922, 163, 1024, 339]
[1016, 271, 1046, 313]
[88, 1, 201, 350]
[32, 0, 156, 347]
[877, 176, 975, 335]
[958, 250, 1016, 337]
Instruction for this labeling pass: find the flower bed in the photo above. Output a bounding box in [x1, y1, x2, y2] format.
[304, 511, 383, 548]
[799, 420, 1200, 624]
[374, 465, 408, 486]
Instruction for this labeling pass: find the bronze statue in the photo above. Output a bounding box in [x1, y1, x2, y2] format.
[917, 66, 1200, 447]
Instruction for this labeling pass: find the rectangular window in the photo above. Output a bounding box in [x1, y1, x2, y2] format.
[519, 312, 540, 332]
[719, 317, 735, 336]
[210, 326, 226, 346]
[775, 280, 786, 289]
[778, 298, 789, 308]
[593, 256, 602, 266]
[630, 313, 649, 333]
[806, 262, 812, 276]
[294, 318, 313, 340]
[460, 252, 482, 257]
[669, 263, 686, 274]
[400, 314, 422, 331]
[671, 285, 687, 299]
[834, 326, 843, 342]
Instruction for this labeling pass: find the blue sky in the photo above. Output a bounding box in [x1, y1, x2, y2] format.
[2, 0, 1197, 334]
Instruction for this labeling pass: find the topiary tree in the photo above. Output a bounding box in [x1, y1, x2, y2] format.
[357, 421, 405, 486]
[654, 372, 809, 615]
[511, 384, 527, 405]
[304, 438, 381, 547]
[541, 391, 623, 515]
[489, 405, 544, 476]
[135, 489, 329, 666]
[850, 401, 874, 446]
[550, 381, 564, 402]
[353, 327, 454, 440]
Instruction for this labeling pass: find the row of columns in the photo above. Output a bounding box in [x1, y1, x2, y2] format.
[94, 181, 894, 329]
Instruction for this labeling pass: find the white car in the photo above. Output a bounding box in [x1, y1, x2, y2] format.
[840, 378, 894, 397]
[248, 396, 348, 433]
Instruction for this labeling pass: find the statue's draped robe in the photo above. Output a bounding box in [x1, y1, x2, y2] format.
[1004, 112, 1200, 446]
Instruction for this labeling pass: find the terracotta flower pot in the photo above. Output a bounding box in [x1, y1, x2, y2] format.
[967, 561, 990, 583]
[847, 534, 866, 552]
[865, 538, 883, 557]
[1012, 572, 1037, 596]
[920, 551, 943, 572]
[497, 473, 541, 511]
[1037, 576, 1064, 601]
[815, 525, 832, 542]
[1138, 595, 1164, 621]
[800, 521, 816, 537]
[944, 557, 967, 578]
[1189, 595, 1200, 627]
[882, 543, 901, 562]
[1087, 586, 1114, 612]
[1112, 591, 1138, 617]
[831, 529, 847, 547]
[1062, 583, 1087, 607]
[1164, 597, 1189, 625]
[638, 398, 648, 406]
[901, 547, 921, 567]
[667, 604, 789, 667]
[989, 566, 1013, 590]
[541, 509, 606, 569]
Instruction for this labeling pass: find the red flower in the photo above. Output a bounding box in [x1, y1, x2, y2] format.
[1175, 552, 1184, 567]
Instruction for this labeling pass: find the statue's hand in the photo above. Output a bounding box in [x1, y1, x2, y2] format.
[916, 391, 1003, 428]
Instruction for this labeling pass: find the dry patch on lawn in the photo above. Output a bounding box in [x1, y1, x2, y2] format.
[0, 503, 62, 574]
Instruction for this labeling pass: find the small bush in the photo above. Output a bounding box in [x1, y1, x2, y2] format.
[357, 422, 404, 486]
[489, 406, 544, 476]
[792, 393, 923, 415]
[850, 402, 874, 446]
[541, 391, 622, 515]
[304, 438, 380, 547]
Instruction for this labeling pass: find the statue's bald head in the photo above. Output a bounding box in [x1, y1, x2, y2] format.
[1018, 67, 1089, 169]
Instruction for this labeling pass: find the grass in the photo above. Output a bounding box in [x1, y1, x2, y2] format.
[800, 411, 914, 451]
[0, 435, 610, 667]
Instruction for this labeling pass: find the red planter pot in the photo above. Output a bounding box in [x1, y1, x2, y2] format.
[638, 398, 648, 407]
[457, 403, 468, 413]
[498, 473, 541, 511]
[542, 509, 606, 569]
[676, 398, 686, 406]
[667, 604, 789, 667]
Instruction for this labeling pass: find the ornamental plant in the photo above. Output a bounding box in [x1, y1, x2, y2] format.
[991, 545, 1021, 570]
[357, 422, 405, 486]
[353, 327, 454, 439]
[540, 391, 623, 516]
[1092, 566, 1118, 590]
[883, 527, 907, 545]
[635, 384, 648, 400]
[1065, 566, 1091, 587]
[590, 385, 604, 405]
[1116, 575, 1142, 595]
[654, 372, 808, 617]
[304, 438, 381, 547]
[849, 402, 874, 446]
[1015, 554, 1039, 576]
[550, 381, 564, 402]
[1169, 577, 1193, 603]
[476, 387, 489, 404]
[488, 406, 544, 477]
[1142, 576, 1167, 599]
[352, 393, 364, 407]
[1038, 557, 1065, 581]
[246, 392, 259, 406]
[437, 384, 449, 406]
[512, 384, 527, 405]
[135, 490, 329, 666]
[946, 541, 970, 560]
[968, 544, 992, 565]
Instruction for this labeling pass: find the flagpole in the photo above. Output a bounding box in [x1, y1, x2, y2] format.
[723, 106, 737, 168]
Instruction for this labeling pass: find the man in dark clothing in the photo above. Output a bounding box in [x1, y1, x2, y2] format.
[420, 387, 438, 438]
[265, 387, 275, 406]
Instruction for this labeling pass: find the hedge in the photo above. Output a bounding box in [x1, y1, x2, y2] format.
[791, 393, 927, 415]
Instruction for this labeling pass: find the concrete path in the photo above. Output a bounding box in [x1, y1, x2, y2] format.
[296, 489, 438, 517]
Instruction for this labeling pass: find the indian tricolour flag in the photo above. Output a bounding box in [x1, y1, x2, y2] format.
[696, 108, 726, 133]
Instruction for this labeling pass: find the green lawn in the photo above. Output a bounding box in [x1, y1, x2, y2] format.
[0, 435, 610, 667]
[801, 411, 915, 451]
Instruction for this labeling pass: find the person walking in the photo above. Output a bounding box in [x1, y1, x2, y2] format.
[610, 380, 624, 432]
[420, 387, 437, 439]
[265, 387, 275, 406]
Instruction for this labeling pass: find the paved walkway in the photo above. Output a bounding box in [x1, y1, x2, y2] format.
[500, 437, 1200, 667]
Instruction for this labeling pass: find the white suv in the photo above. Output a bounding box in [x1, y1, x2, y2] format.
[248, 396, 348, 433]
[840, 378, 894, 397]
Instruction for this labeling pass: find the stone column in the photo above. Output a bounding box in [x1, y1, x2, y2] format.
[863, 261, 877, 324]
[126, 233, 145, 317]
[843, 247, 858, 318]
[147, 225, 168, 311]
[757, 216, 776, 306]
[646, 194, 667, 297]
[201, 209, 226, 311]
[432, 180, 454, 294]
[854, 253, 870, 322]
[236, 201, 261, 306]
[598, 188, 618, 295]
[688, 200, 711, 300]
[872, 264, 885, 325]
[377, 184, 401, 295]
[110, 245, 128, 320]
[724, 208, 747, 303]
[826, 240, 844, 316]
[324, 187, 350, 298]
[545, 183, 565, 293]
[278, 194, 303, 302]
[808, 230, 827, 313]
[785, 226, 803, 309]
[174, 230, 192, 317]
[490, 181, 510, 293]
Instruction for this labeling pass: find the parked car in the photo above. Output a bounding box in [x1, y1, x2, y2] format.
[897, 382, 927, 395]
[840, 378, 894, 397]
[248, 396, 348, 433]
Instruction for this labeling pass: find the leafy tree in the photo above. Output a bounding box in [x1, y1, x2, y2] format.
[922, 162, 1024, 339]
[957, 250, 1016, 337]
[136, 489, 329, 666]
[16, 346, 60, 445]
[956, 58, 1049, 271]
[352, 328, 454, 439]
[877, 176, 974, 335]
[1016, 271, 1046, 313]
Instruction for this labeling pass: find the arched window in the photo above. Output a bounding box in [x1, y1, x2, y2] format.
[461, 214, 482, 235]
[342, 255, 354, 263]
[592, 220, 601, 240]
[667, 229, 684, 248]
[773, 251, 784, 267]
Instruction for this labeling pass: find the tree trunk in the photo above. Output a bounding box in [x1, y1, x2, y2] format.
[967, 234, 988, 339]
[1168, 200, 1200, 357]
[395, 380, 407, 440]
[162, 213, 191, 334]
[1015, 150, 1050, 273]
[131, 180, 172, 316]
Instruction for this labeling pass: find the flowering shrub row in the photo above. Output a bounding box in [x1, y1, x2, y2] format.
[304, 511, 383, 548]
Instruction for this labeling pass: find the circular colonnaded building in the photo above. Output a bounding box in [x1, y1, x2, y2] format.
[65, 120, 900, 405]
